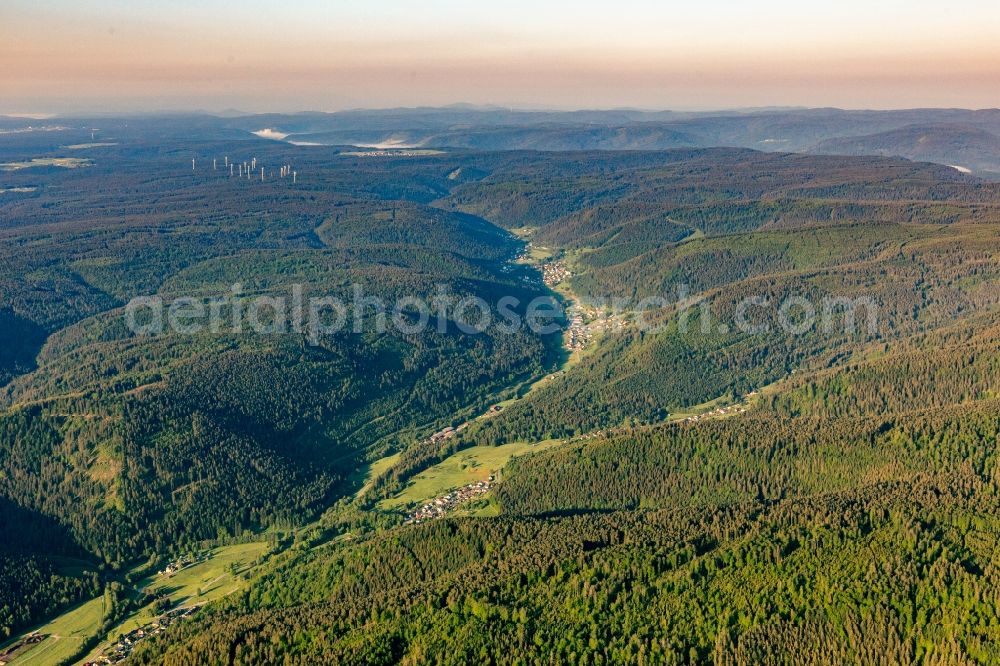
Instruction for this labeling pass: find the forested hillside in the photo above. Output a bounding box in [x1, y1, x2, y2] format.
[130, 294, 1000, 664]
[0, 130, 560, 638]
[3, 124, 1000, 663]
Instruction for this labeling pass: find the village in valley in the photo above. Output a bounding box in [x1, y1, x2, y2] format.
[404, 476, 495, 524]
[83, 605, 202, 666]
[0, 540, 269, 666]
[78, 551, 218, 664]
[540, 259, 570, 288]
[680, 401, 750, 423]
[536, 256, 627, 352]
[563, 301, 627, 352]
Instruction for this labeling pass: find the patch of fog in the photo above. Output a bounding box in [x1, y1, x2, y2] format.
[354, 141, 421, 149]
[289, 141, 323, 146]
[353, 134, 423, 150]
[949, 165, 973, 174]
[252, 128, 289, 140]
[1, 113, 56, 119]
[341, 149, 445, 157]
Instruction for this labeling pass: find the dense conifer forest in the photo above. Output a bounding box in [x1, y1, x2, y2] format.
[2, 119, 1000, 663]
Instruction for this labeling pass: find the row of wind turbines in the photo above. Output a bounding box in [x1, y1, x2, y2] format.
[191, 156, 297, 183]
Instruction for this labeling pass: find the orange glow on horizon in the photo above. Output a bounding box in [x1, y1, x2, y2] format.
[3, 0, 999, 112]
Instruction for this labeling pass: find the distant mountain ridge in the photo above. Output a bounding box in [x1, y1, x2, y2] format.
[5, 106, 1000, 176]
[225, 107, 1000, 176]
[810, 123, 1000, 176]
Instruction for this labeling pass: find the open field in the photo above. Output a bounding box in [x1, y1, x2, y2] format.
[6, 542, 269, 666]
[102, 542, 269, 640]
[351, 453, 401, 500]
[0, 157, 90, 171]
[379, 440, 563, 509]
[8, 597, 105, 666]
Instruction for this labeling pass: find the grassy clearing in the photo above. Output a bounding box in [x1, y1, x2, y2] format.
[9, 542, 269, 666]
[510, 228, 555, 262]
[527, 244, 554, 262]
[351, 453, 401, 500]
[112, 542, 268, 637]
[9, 597, 105, 666]
[459, 498, 502, 518]
[0, 157, 91, 171]
[77, 542, 268, 663]
[379, 440, 564, 509]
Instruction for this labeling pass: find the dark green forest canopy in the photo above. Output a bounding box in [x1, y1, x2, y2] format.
[2, 128, 1000, 662]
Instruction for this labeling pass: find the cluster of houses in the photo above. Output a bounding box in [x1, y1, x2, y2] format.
[541, 260, 569, 287]
[158, 551, 208, 577]
[425, 406, 503, 447]
[84, 606, 202, 665]
[682, 403, 748, 423]
[682, 393, 758, 424]
[566, 311, 590, 350]
[405, 477, 495, 524]
[564, 305, 625, 352]
[428, 422, 467, 445]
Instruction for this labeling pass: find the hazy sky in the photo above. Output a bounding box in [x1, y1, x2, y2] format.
[3, 0, 999, 113]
